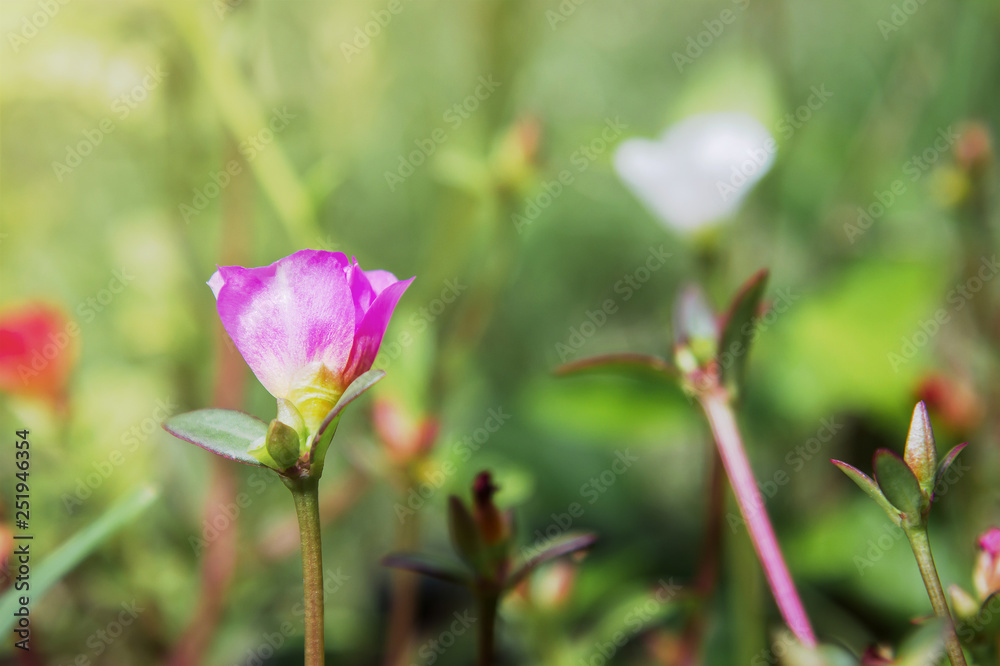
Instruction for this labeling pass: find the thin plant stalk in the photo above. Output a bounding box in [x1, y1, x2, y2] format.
[476, 592, 499, 666]
[289, 478, 325, 665]
[906, 527, 968, 666]
[700, 390, 817, 648]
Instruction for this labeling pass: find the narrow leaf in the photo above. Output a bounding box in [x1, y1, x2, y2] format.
[718, 268, 769, 398]
[381, 552, 470, 586]
[0, 487, 158, 634]
[904, 401, 937, 495]
[873, 449, 925, 519]
[555, 353, 676, 383]
[310, 369, 387, 470]
[447, 496, 484, 572]
[509, 532, 597, 588]
[316, 369, 386, 439]
[163, 409, 267, 466]
[831, 460, 900, 523]
[934, 443, 968, 498]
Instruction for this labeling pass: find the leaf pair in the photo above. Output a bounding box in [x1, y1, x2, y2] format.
[832, 402, 967, 528]
[557, 269, 770, 402]
[162, 369, 385, 475]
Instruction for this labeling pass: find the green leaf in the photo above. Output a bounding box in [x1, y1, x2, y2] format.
[831, 460, 901, 525]
[509, 532, 597, 588]
[934, 443, 968, 499]
[718, 268, 769, 398]
[0, 487, 158, 635]
[447, 496, 484, 573]
[873, 449, 926, 522]
[309, 369, 386, 472]
[903, 401, 937, 496]
[555, 353, 676, 384]
[381, 551, 470, 586]
[163, 409, 267, 467]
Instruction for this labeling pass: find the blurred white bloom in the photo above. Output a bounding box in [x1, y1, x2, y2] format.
[614, 112, 776, 232]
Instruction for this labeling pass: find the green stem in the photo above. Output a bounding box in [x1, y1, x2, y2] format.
[906, 527, 967, 666]
[476, 592, 499, 666]
[289, 478, 325, 666]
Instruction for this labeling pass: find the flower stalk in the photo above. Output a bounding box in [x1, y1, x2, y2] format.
[700, 389, 817, 648]
[906, 526, 967, 666]
[476, 591, 499, 666]
[288, 477, 326, 665]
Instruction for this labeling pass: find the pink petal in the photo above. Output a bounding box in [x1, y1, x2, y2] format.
[211, 250, 356, 397]
[343, 276, 414, 382]
[364, 269, 400, 296]
[345, 258, 376, 321]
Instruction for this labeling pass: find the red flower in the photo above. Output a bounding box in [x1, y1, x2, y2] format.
[0, 303, 79, 411]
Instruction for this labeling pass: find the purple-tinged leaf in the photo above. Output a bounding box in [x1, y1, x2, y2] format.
[933, 443, 968, 499]
[381, 552, 470, 587]
[508, 532, 597, 588]
[832, 459, 900, 524]
[163, 409, 267, 467]
[554, 353, 676, 383]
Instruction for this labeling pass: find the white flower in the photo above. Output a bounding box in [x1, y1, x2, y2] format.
[614, 112, 775, 232]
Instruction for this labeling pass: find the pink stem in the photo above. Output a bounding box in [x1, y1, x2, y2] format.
[700, 391, 817, 648]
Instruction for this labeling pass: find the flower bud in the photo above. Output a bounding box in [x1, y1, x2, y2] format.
[472, 472, 508, 546]
[974, 527, 1000, 600]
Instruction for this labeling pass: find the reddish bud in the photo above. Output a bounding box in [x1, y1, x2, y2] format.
[373, 398, 439, 464]
[472, 471, 507, 546]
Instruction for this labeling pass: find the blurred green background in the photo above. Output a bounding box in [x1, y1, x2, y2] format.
[1, 0, 999, 664]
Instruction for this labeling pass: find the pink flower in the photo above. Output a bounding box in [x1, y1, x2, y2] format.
[208, 250, 413, 436]
[974, 527, 1000, 600]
